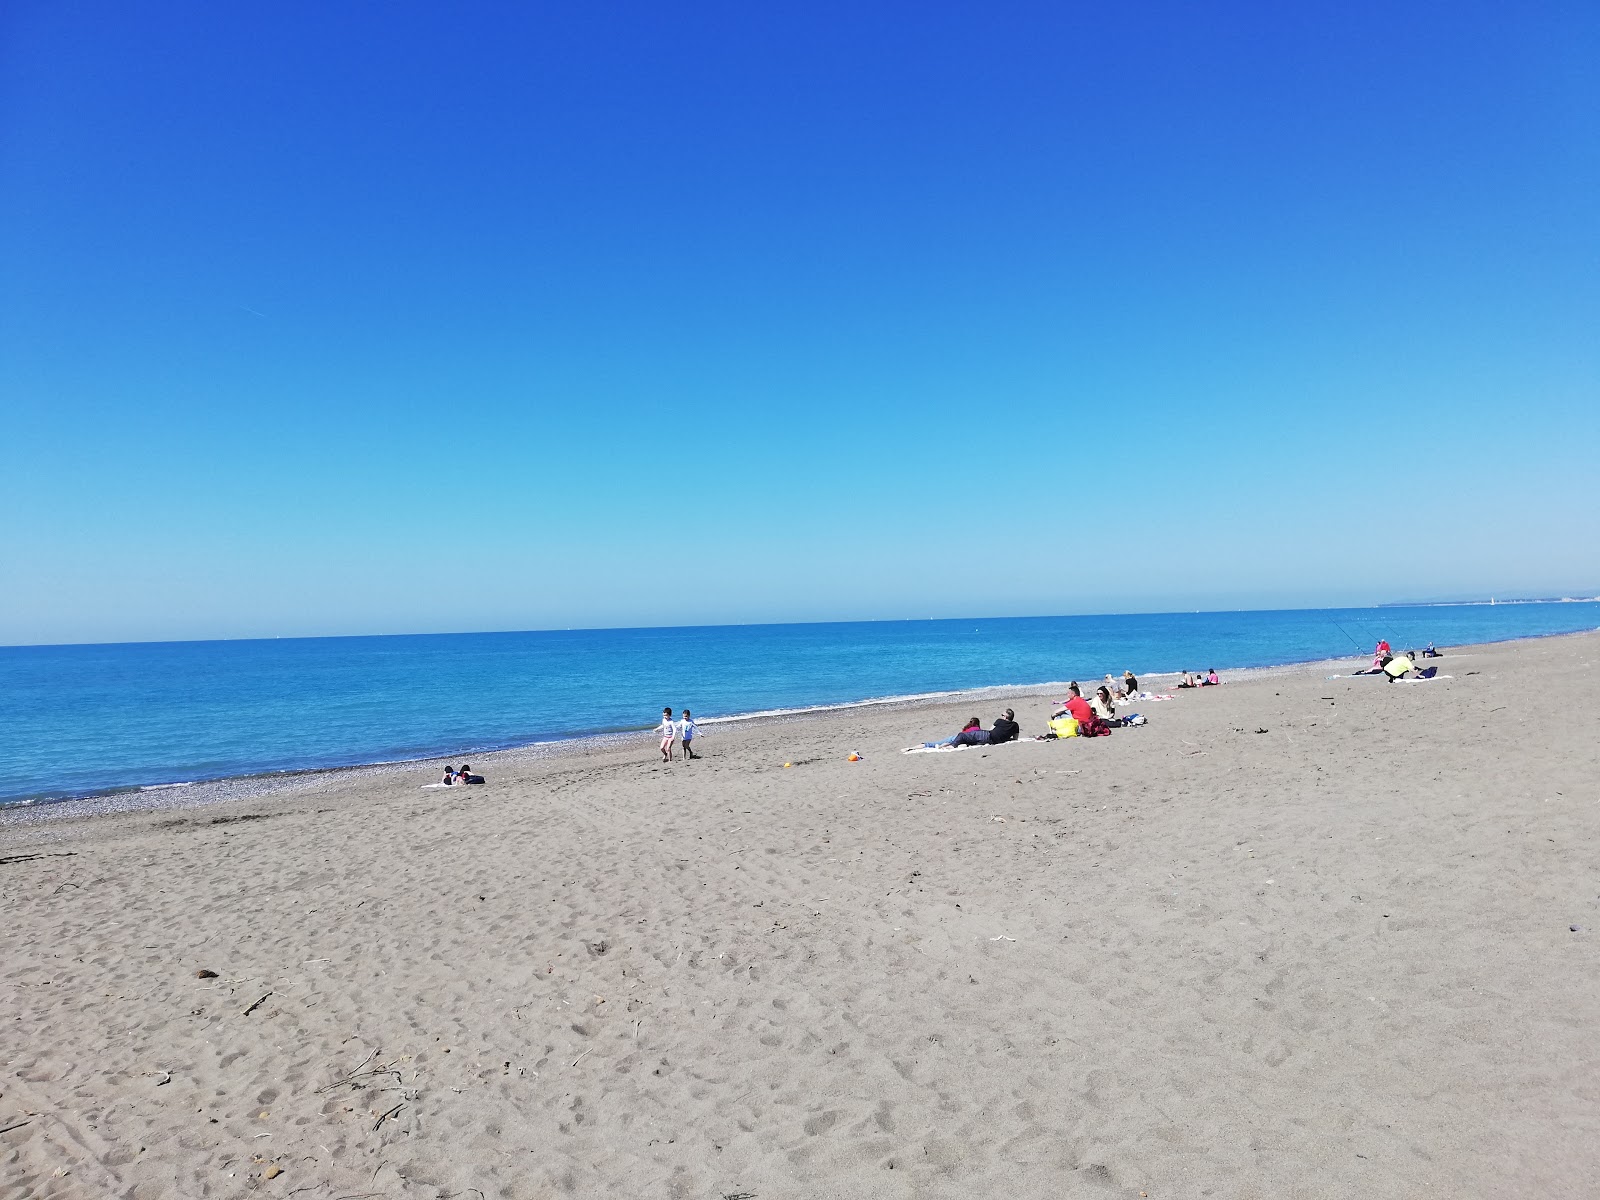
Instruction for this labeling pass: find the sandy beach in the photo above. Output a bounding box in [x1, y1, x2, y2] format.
[4, 631, 1598, 1199]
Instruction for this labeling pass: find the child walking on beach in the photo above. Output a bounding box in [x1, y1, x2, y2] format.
[657, 707, 677, 762]
[678, 709, 699, 759]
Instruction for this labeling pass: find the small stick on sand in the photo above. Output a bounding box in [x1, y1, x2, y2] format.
[317, 1048, 380, 1093]
[0, 852, 77, 866]
[243, 992, 273, 1016]
[0, 1120, 31, 1136]
[570, 1048, 593, 1069]
[372, 1102, 403, 1130]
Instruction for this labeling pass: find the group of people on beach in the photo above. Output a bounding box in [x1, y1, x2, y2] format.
[1045, 677, 1154, 738]
[440, 764, 484, 785]
[916, 665, 1218, 749]
[657, 707, 699, 761]
[644, 637, 1443, 764]
[1365, 639, 1442, 682]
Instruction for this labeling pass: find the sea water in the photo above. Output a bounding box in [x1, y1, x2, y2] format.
[2, 602, 1595, 807]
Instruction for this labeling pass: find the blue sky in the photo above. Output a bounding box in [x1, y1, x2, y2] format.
[3, 1, 1597, 644]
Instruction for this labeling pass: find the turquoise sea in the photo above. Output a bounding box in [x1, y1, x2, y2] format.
[2, 602, 1596, 808]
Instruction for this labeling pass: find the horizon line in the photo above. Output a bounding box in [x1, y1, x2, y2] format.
[4, 595, 1597, 651]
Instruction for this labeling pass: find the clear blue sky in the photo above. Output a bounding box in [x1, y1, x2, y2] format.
[3, 1, 1596, 645]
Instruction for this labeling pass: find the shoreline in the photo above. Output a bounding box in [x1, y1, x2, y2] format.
[5, 626, 1582, 828]
[3, 656, 1357, 823]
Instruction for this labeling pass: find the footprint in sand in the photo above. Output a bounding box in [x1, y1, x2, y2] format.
[803, 1109, 838, 1136]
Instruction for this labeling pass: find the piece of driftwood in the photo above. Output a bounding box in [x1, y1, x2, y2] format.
[0, 852, 76, 866]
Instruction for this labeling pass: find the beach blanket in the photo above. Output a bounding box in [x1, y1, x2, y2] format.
[901, 739, 1039, 754]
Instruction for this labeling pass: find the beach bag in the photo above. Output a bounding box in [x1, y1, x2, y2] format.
[1048, 715, 1079, 738]
[1078, 714, 1112, 738]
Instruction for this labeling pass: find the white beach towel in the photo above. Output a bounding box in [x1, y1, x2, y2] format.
[902, 739, 1038, 754]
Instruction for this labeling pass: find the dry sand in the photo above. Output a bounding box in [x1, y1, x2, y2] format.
[3, 632, 1599, 1199]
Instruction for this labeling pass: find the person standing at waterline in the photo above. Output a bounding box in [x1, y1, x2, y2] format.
[657, 707, 677, 762]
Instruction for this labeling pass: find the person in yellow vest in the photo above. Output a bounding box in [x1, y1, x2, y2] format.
[1383, 654, 1415, 682]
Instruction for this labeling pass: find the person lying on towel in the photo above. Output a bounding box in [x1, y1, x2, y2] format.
[922, 717, 983, 748]
[924, 709, 1020, 748]
[987, 709, 1020, 744]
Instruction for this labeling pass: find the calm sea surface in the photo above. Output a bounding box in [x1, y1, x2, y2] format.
[2, 603, 1595, 807]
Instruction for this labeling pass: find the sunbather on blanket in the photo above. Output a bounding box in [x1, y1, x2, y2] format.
[921, 709, 1019, 749]
[922, 716, 983, 748]
[988, 709, 1020, 744]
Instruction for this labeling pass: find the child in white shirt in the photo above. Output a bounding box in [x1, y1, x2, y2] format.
[678, 709, 699, 760]
[657, 707, 676, 762]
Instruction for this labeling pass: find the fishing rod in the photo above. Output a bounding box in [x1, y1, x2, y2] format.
[1330, 621, 1367, 653]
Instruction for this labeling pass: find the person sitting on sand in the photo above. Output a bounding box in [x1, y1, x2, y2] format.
[923, 716, 985, 748]
[1175, 672, 1198, 689]
[1123, 669, 1139, 696]
[1423, 642, 1440, 658]
[458, 763, 485, 784]
[442, 765, 458, 785]
[1063, 684, 1095, 726]
[1093, 686, 1119, 723]
[1062, 686, 1110, 737]
[1202, 669, 1219, 686]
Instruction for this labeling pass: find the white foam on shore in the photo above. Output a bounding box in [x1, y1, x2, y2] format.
[139, 782, 195, 791]
[697, 683, 1078, 727]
